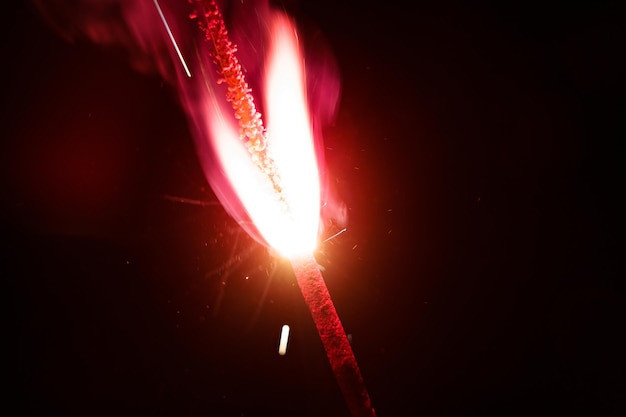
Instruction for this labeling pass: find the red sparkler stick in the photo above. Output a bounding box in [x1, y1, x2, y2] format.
[291, 254, 377, 417]
[190, 1, 376, 416]
[190, 0, 285, 201]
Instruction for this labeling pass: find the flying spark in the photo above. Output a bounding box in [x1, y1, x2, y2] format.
[323, 227, 347, 242]
[278, 324, 290, 356]
[153, 0, 191, 77]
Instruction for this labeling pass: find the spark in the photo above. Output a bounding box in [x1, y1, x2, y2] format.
[323, 227, 347, 243]
[278, 324, 290, 356]
[153, 0, 191, 78]
[161, 194, 221, 207]
[246, 262, 278, 333]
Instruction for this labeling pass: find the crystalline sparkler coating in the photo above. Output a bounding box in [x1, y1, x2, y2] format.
[190, 0, 285, 202]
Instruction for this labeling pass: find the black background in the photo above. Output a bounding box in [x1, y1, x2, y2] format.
[3, 1, 624, 416]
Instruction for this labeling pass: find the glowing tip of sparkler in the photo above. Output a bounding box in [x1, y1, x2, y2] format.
[278, 324, 290, 356]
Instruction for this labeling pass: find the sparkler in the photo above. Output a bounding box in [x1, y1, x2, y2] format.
[189, 1, 377, 416]
[291, 254, 377, 417]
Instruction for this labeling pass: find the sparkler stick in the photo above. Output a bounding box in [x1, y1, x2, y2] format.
[291, 254, 377, 417]
[190, 1, 376, 416]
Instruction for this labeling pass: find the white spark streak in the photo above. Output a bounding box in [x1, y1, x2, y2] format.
[323, 227, 347, 242]
[153, 0, 191, 78]
[278, 324, 290, 356]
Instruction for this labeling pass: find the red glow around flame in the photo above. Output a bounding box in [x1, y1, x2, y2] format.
[32, 0, 344, 254]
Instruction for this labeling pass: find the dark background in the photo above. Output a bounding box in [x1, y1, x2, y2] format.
[3, 1, 624, 416]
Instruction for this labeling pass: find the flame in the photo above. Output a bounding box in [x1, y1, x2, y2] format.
[209, 14, 320, 257]
[263, 15, 321, 256]
[32, 0, 343, 257]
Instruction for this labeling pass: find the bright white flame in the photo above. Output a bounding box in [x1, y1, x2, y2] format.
[264, 15, 320, 257]
[211, 13, 320, 258]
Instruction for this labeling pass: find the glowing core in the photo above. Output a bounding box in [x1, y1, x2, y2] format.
[209, 13, 320, 258]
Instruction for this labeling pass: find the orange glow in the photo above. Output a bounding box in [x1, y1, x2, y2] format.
[209, 14, 320, 258]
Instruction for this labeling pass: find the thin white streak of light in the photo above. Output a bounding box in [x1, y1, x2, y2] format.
[278, 324, 290, 356]
[153, 0, 192, 78]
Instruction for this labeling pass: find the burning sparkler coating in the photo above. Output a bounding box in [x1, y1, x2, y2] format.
[291, 254, 377, 417]
[191, 0, 285, 200]
[189, 1, 376, 415]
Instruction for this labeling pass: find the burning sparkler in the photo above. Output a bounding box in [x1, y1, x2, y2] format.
[33, 0, 375, 414]
[188, 1, 377, 416]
